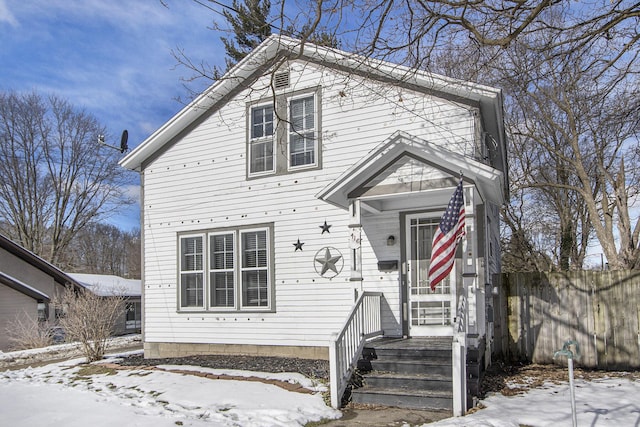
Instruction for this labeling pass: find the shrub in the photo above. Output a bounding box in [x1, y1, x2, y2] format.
[53, 284, 125, 362]
[6, 313, 54, 350]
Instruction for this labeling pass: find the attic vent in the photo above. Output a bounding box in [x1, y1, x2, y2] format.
[274, 71, 290, 89]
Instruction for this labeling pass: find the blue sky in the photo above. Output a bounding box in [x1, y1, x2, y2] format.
[0, 0, 227, 230]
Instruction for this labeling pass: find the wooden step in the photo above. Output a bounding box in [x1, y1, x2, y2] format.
[363, 372, 452, 392]
[348, 337, 455, 412]
[368, 358, 452, 376]
[351, 386, 453, 411]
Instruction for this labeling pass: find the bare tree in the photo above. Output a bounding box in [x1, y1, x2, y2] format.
[0, 91, 135, 267]
[174, 1, 639, 72]
[65, 223, 141, 279]
[53, 285, 126, 362]
[428, 11, 639, 270]
[500, 34, 640, 269]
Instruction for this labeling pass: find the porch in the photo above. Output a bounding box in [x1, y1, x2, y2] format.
[329, 292, 474, 416]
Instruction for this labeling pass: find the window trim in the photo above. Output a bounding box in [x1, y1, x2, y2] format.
[246, 86, 322, 180]
[287, 93, 319, 171]
[177, 224, 275, 313]
[248, 102, 276, 177]
[209, 231, 237, 311]
[178, 233, 205, 310]
[239, 227, 270, 309]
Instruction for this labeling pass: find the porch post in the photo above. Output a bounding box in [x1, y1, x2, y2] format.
[349, 200, 363, 287]
[452, 336, 467, 416]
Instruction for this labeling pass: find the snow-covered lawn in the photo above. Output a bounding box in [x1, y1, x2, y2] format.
[0, 349, 339, 427]
[2, 340, 640, 426]
[430, 375, 640, 426]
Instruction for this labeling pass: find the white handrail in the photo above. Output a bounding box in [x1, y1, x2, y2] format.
[329, 291, 384, 408]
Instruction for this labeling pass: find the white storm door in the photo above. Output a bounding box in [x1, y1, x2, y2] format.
[406, 214, 456, 337]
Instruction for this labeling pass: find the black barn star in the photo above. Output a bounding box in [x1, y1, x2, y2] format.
[319, 220, 332, 234]
[293, 238, 304, 251]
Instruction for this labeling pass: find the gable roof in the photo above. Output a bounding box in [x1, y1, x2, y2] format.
[0, 271, 51, 301]
[0, 234, 84, 291]
[317, 131, 505, 209]
[120, 35, 507, 174]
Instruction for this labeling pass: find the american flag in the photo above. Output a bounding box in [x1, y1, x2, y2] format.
[428, 179, 466, 291]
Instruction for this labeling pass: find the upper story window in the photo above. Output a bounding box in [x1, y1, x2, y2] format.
[247, 87, 321, 178]
[249, 104, 275, 175]
[179, 224, 273, 312]
[289, 95, 316, 168]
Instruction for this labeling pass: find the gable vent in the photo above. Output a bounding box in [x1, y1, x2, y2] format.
[274, 71, 290, 89]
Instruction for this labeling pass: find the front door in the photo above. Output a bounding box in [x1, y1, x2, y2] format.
[405, 214, 456, 337]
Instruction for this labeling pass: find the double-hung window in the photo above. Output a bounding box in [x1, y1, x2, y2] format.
[209, 232, 235, 308]
[288, 95, 316, 168]
[179, 225, 272, 311]
[179, 235, 204, 308]
[249, 104, 274, 175]
[241, 229, 268, 307]
[247, 89, 320, 178]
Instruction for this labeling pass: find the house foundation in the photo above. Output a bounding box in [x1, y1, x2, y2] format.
[144, 342, 330, 361]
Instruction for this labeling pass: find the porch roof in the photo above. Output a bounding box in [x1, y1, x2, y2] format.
[316, 131, 505, 211]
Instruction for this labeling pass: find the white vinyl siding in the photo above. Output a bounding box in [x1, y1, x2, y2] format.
[141, 59, 486, 347]
[288, 95, 316, 169]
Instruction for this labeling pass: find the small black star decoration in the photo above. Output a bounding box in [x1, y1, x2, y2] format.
[293, 238, 304, 251]
[320, 220, 332, 234]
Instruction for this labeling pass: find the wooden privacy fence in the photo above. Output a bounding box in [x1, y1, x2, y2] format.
[493, 271, 640, 369]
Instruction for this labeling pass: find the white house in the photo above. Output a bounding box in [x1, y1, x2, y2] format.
[120, 35, 507, 413]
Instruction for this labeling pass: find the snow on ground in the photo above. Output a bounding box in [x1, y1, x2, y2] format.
[2, 341, 640, 426]
[0, 334, 141, 369]
[426, 375, 640, 427]
[0, 350, 339, 427]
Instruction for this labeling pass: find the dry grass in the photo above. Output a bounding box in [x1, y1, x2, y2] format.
[482, 361, 640, 397]
[5, 313, 53, 350]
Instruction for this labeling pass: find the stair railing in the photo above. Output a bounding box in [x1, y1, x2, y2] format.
[452, 292, 468, 416]
[329, 291, 384, 408]
[453, 292, 467, 335]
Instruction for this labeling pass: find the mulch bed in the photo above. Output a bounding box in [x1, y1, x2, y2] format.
[117, 354, 640, 400]
[117, 353, 331, 381]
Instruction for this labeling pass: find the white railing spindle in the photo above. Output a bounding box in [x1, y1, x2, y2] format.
[329, 292, 384, 408]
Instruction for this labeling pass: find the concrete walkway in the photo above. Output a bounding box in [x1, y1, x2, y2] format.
[322, 405, 451, 426]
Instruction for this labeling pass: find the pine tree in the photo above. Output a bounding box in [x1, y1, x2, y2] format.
[220, 0, 272, 71]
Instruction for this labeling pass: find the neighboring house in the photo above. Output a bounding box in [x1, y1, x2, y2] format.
[119, 35, 507, 413]
[0, 234, 84, 351]
[67, 273, 142, 335]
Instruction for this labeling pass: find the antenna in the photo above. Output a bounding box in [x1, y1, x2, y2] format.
[120, 130, 128, 153]
[98, 130, 129, 153]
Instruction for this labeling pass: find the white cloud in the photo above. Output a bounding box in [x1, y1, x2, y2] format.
[0, 0, 18, 26]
